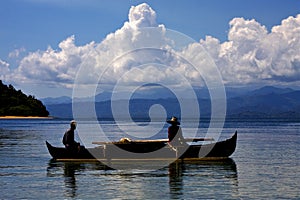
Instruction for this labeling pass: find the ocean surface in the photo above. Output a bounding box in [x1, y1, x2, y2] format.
[0, 118, 299, 199]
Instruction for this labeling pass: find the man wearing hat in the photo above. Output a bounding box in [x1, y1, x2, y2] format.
[167, 116, 185, 146]
[62, 120, 80, 152]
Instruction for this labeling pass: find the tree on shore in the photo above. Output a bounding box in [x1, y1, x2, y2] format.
[0, 80, 49, 117]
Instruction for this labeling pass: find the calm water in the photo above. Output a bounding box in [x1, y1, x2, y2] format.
[0, 119, 299, 199]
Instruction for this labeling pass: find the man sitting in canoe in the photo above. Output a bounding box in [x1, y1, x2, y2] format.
[167, 116, 186, 146]
[62, 120, 80, 152]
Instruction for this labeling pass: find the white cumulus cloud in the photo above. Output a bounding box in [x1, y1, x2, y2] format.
[200, 14, 300, 85]
[128, 3, 158, 29]
[0, 59, 10, 80]
[13, 35, 96, 87]
[5, 3, 300, 95]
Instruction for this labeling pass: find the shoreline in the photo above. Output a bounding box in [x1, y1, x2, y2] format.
[0, 116, 54, 119]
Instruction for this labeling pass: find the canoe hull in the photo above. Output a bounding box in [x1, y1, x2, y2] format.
[46, 131, 237, 161]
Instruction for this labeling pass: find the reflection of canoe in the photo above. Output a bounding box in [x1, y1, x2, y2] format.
[46, 158, 237, 175]
[169, 158, 237, 178]
[46, 131, 237, 161]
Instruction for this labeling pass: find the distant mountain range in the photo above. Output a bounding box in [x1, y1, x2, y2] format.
[42, 86, 300, 119]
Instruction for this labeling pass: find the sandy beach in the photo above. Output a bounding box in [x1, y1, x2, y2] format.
[0, 116, 53, 119]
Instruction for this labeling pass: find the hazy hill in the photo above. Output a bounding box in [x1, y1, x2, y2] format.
[248, 86, 294, 95]
[41, 96, 72, 105]
[227, 90, 300, 118]
[43, 86, 300, 119]
[0, 80, 49, 117]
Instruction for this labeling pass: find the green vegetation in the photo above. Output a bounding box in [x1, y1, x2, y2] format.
[0, 80, 49, 117]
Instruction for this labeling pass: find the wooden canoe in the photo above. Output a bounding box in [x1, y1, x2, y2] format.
[46, 131, 237, 161]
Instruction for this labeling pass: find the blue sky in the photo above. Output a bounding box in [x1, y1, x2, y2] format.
[1, 0, 299, 57]
[1, 0, 300, 98]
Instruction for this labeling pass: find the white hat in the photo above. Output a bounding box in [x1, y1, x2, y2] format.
[70, 120, 77, 126]
[167, 116, 180, 125]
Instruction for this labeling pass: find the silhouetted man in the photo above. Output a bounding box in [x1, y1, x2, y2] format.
[63, 120, 80, 152]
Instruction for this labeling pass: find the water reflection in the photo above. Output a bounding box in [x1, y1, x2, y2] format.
[47, 160, 110, 198]
[47, 158, 238, 199]
[167, 159, 238, 199]
[47, 161, 78, 198]
[168, 161, 184, 198]
[63, 163, 79, 198]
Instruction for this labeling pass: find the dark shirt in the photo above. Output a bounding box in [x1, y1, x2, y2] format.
[168, 125, 183, 142]
[63, 129, 78, 148]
